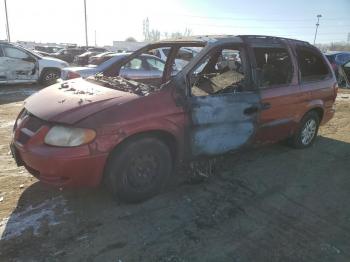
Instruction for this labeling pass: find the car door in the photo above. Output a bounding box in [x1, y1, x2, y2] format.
[120, 56, 165, 86]
[186, 44, 260, 157]
[2, 45, 38, 82]
[249, 41, 302, 144]
[141, 56, 165, 86]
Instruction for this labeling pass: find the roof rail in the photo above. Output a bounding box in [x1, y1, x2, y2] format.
[238, 35, 310, 45]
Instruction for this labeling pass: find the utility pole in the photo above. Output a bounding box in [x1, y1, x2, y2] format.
[94, 30, 96, 46]
[4, 0, 10, 42]
[84, 0, 88, 47]
[313, 14, 322, 45]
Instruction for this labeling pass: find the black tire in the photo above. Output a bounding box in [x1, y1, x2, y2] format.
[40, 69, 60, 86]
[104, 137, 172, 203]
[290, 111, 320, 149]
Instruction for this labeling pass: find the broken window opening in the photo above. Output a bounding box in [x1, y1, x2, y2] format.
[296, 46, 330, 82]
[189, 46, 248, 97]
[254, 47, 293, 88]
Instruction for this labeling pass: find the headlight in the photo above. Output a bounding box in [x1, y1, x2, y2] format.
[44, 126, 96, 147]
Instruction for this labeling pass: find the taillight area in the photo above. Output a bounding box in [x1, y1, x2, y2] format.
[67, 71, 81, 80]
[333, 82, 338, 101]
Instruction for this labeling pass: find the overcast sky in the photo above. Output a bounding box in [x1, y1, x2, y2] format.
[1, 0, 349, 46]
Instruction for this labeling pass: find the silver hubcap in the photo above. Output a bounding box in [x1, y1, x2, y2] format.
[45, 73, 57, 81]
[301, 119, 317, 145]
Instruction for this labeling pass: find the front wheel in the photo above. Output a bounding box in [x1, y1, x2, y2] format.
[104, 137, 172, 203]
[290, 111, 320, 149]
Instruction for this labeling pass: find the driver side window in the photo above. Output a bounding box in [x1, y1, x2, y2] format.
[189, 47, 247, 97]
[3, 46, 30, 59]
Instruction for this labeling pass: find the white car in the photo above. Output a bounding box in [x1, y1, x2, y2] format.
[0, 42, 69, 86]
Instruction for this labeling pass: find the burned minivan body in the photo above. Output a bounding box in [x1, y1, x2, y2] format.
[11, 35, 337, 202]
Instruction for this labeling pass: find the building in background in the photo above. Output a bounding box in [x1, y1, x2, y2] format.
[112, 41, 147, 52]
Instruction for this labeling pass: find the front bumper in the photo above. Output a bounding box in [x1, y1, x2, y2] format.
[11, 112, 107, 187]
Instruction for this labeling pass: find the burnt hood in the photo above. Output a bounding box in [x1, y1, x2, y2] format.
[24, 79, 139, 124]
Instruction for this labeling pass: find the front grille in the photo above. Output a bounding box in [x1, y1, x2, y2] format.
[15, 111, 47, 145]
[25, 115, 45, 133]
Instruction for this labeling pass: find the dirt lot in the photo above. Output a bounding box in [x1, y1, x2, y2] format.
[0, 85, 350, 262]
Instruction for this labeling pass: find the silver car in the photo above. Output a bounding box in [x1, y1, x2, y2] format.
[61, 53, 166, 85]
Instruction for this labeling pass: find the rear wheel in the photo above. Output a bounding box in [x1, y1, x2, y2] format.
[104, 137, 172, 203]
[40, 69, 60, 86]
[290, 111, 320, 149]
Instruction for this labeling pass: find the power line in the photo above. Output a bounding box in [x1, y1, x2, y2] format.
[186, 23, 350, 30]
[157, 13, 350, 22]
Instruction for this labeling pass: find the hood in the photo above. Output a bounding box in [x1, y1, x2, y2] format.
[41, 56, 68, 64]
[61, 66, 98, 79]
[24, 78, 139, 124]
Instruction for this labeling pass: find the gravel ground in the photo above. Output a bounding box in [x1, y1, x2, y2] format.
[0, 85, 350, 262]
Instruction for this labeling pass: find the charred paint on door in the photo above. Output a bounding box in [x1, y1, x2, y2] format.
[190, 92, 260, 156]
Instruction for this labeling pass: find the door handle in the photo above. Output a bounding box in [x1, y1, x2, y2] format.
[244, 106, 259, 115]
[244, 103, 271, 115]
[261, 102, 271, 110]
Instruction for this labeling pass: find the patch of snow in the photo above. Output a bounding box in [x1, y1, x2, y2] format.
[0, 196, 69, 241]
[0, 121, 15, 129]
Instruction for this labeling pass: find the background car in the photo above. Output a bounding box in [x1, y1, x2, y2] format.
[0, 42, 68, 86]
[337, 59, 350, 88]
[34, 45, 63, 54]
[73, 48, 109, 66]
[61, 53, 166, 84]
[50, 48, 87, 63]
[325, 51, 350, 81]
[88, 51, 115, 65]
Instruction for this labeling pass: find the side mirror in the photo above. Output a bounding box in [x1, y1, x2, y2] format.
[22, 56, 36, 63]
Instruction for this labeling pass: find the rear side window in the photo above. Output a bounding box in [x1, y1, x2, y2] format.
[296, 47, 330, 82]
[122, 57, 144, 70]
[253, 47, 293, 87]
[145, 58, 165, 71]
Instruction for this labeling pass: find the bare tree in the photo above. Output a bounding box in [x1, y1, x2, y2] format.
[164, 28, 193, 39]
[142, 18, 160, 42]
[148, 29, 161, 42]
[125, 37, 137, 42]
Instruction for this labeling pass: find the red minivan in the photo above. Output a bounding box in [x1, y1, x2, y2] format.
[10, 35, 337, 202]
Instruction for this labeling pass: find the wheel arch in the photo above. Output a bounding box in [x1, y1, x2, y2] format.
[305, 106, 324, 122]
[103, 129, 179, 175]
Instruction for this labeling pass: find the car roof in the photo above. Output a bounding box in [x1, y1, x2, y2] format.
[155, 35, 310, 45]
